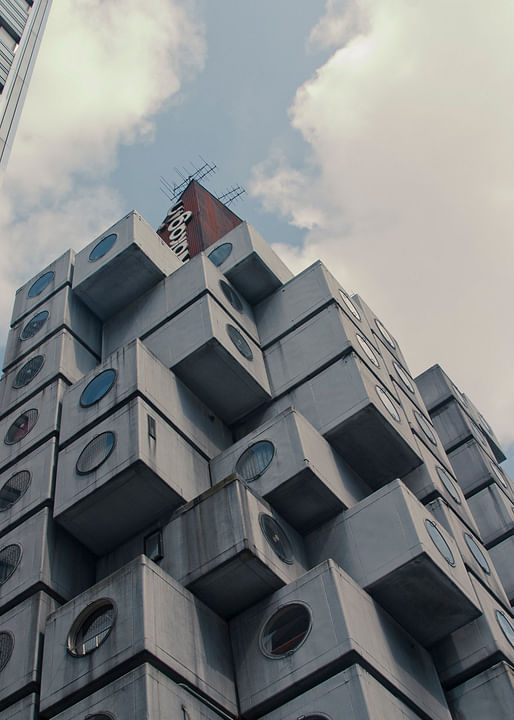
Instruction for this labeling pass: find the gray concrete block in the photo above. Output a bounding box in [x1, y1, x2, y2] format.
[489, 536, 514, 605]
[352, 294, 409, 367]
[467, 484, 514, 548]
[205, 221, 293, 304]
[59, 339, 231, 458]
[54, 397, 210, 554]
[446, 661, 514, 719]
[455, 394, 506, 463]
[72, 210, 181, 321]
[449, 439, 514, 501]
[431, 399, 494, 457]
[3, 286, 101, 372]
[39, 556, 236, 718]
[210, 407, 370, 532]
[10, 249, 75, 328]
[144, 294, 271, 423]
[0, 693, 39, 720]
[306, 480, 480, 646]
[230, 560, 450, 720]
[415, 364, 469, 414]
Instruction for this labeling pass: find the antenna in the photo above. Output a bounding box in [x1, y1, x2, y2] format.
[216, 185, 247, 206]
[160, 156, 217, 203]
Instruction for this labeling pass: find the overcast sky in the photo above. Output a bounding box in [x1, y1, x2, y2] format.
[1, 0, 513, 474]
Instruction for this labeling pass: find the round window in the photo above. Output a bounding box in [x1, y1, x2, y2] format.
[208, 242, 232, 266]
[356, 334, 380, 367]
[297, 716, 331, 720]
[414, 410, 437, 445]
[464, 533, 490, 574]
[20, 310, 49, 340]
[28, 270, 54, 298]
[496, 610, 514, 648]
[424, 519, 455, 566]
[393, 360, 415, 393]
[4, 409, 38, 445]
[261, 603, 312, 658]
[0, 470, 31, 511]
[490, 462, 508, 489]
[80, 369, 116, 408]
[13, 355, 45, 389]
[76, 432, 116, 475]
[0, 632, 14, 672]
[236, 441, 275, 482]
[89, 233, 117, 262]
[478, 413, 492, 433]
[453, 383, 468, 406]
[375, 385, 400, 422]
[86, 715, 115, 720]
[0, 544, 22, 584]
[68, 600, 115, 657]
[374, 318, 396, 349]
[226, 324, 253, 360]
[259, 514, 293, 564]
[338, 289, 360, 321]
[436, 466, 461, 504]
[219, 280, 243, 312]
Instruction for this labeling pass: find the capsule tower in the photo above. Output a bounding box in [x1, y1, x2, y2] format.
[0, 180, 512, 719]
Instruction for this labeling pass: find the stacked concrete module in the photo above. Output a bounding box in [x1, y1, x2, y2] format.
[0, 197, 513, 719]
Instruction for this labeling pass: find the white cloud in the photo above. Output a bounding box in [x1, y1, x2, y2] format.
[251, 0, 514, 445]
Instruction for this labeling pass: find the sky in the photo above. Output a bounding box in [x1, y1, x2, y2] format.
[1, 0, 513, 475]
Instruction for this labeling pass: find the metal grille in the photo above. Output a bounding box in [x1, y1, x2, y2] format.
[13, 355, 45, 388]
[226, 324, 253, 360]
[0, 470, 31, 511]
[76, 432, 115, 475]
[0, 632, 13, 672]
[0, 544, 21, 584]
[4, 409, 38, 445]
[28, 270, 54, 298]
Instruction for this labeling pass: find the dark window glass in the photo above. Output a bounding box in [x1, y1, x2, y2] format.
[13, 355, 45, 389]
[375, 385, 400, 422]
[356, 334, 380, 367]
[415, 410, 437, 445]
[496, 610, 514, 648]
[89, 233, 117, 262]
[226, 324, 253, 360]
[220, 280, 243, 311]
[259, 514, 293, 564]
[261, 603, 311, 657]
[76, 432, 115, 475]
[338, 289, 360, 320]
[208, 242, 232, 266]
[393, 360, 415, 393]
[0, 470, 31, 511]
[236, 441, 275, 482]
[374, 318, 396, 348]
[0, 544, 22, 584]
[425, 519, 455, 566]
[20, 310, 48, 340]
[0, 632, 14, 672]
[69, 601, 115, 656]
[464, 533, 490, 574]
[436, 466, 461, 504]
[28, 270, 54, 298]
[490, 462, 508, 489]
[4, 409, 38, 445]
[80, 369, 116, 408]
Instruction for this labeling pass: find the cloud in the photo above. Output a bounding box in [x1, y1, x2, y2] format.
[251, 0, 514, 445]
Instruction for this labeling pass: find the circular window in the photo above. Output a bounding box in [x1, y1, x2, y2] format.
[338, 289, 360, 321]
[464, 533, 490, 574]
[208, 242, 232, 266]
[76, 432, 115, 475]
[219, 280, 243, 312]
[414, 410, 437, 445]
[0, 632, 14, 672]
[226, 324, 253, 360]
[356, 334, 380, 367]
[259, 514, 294, 564]
[80, 370, 116, 408]
[453, 383, 468, 406]
[20, 310, 49, 340]
[89, 233, 117, 262]
[496, 610, 514, 648]
[261, 603, 312, 658]
[28, 271, 54, 298]
[436, 466, 461, 504]
[478, 413, 492, 434]
[86, 715, 115, 720]
[374, 318, 396, 349]
[236, 441, 275, 482]
[375, 385, 400, 422]
[68, 600, 115, 657]
[13, 355, 45, 389]
[0, 470, 31, 511]
[297, 716, 331, 720]
[490, 462, 508, 489]
[393, 360, 415, 393]
[4, 409, 38, 445]
[0, 544, 22, 584]
[425, 519, 455, 566]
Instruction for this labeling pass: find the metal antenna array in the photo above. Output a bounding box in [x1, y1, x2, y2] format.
[216, 185, 247, 206]
[160, 157, 217, 203]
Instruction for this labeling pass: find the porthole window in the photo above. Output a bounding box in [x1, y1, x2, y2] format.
[89, 233, 117, 262]
[393, 360, 415, 393]
[0, 632, 14, 672]
[219, 280, 243, 311]
[28, 270, 54, 298]
[375, 385, 401, 422]
[236, 441, 275, 482]
[0, 470, 31, 511]
[0, 544, 22, 584]
[13, 355, 45, 389]
[356, 334, 380, 367]
[296, 716, 331, 720]
[208, 242, 232, 266]
[490, 462, 508, 489]
[80, 369, 116, 408]
[470, 420, 488, 449]
[261, 603, 311, 658]
[414, 410, 437, 445]
[226, 324, 253, 360]
[496, 610, 514, 648]
[259, 514, 293, 564]
[338, 289, 360, 321]
[478, 413, 492, 434]
[68, 600, 115, 657]
[86, 714, 115, 720]
[4, 409, 38, 445]
[464, 533, 490, 574]
[425, 519, 455, 566]
[76, 432, 115, 475]
[453, 383, 468, 406]
[436, 466, 461, 504]
[374, 318, 396, 349]
[20, 310, 48, 340]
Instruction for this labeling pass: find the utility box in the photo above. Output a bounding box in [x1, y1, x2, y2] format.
[72, 211, 181, 321]
[446, 662, 514, 720]
[448, 439, 513, 500]
[467, 484, 514, 548]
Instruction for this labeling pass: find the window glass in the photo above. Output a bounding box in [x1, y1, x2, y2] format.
[0, 632, 13, 672]
[80, 369, 116, 408]
[414, 410, 437, 445]
[226, 324, 253, 360]
[236, 441, 275, 482]
[436, 466, 461, 504]
[338, 289, 360, 321]
[464, 533, 490, 574]
[261, 603, 311, 657]
[20, 310, 48, 340]
[219, 280, 243, 311]
[76, 432, 115, 475]
[89, 233, 117, 262]
[259, 514, 293, 564]
[13, 355, 45, 389]
[4, 409, 38, 445]
[208, 242, 232, 266]
[28, 270, 54, 298]
[375, 385, 400, 422]
[356, 334, 380, 367]
[490, 462, 508, 489]
[393, 360, 415, 393]
[496, 610, 514, 648]
[424, 519, 455, 566]
[374, 318, 396, 349]
[0, 470, 31, 511]
[68, 601, 115, 656]
[0, 544, 22, 584]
